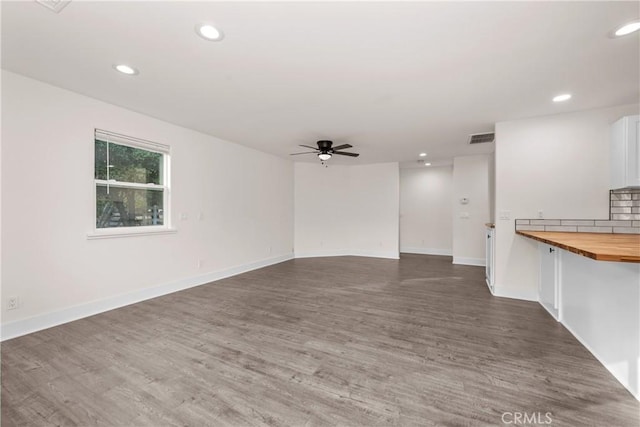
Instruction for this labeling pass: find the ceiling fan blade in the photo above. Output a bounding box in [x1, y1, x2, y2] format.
[289, 152, 316, 155]
[333, 151, 360, 157]
[299, 144, 318, 150]
[331, 144, 352, 151]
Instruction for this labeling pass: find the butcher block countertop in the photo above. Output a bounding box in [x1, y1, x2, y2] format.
[516, 231, 640, 263]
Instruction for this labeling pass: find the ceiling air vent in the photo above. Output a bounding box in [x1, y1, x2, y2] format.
[35, 0, 71, 13]
[468, 132, 495, 144]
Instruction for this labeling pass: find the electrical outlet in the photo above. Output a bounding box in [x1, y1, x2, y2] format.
[7, 297, 18, 310]
[197, 259, 203, 269]
[180, 212, 188, 221]
[538, 210, 544, 219]
[499, 211, 511, 220]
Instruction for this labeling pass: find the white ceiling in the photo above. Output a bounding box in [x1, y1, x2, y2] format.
[2, 1, 639, 166]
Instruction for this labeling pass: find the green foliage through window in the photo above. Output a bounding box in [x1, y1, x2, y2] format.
[94, 139, 162, 184]
[94, 138, 166, 228]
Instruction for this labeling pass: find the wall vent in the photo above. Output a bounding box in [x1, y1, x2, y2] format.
[468, 132, 495, 144]
[35, 0, 71, 13]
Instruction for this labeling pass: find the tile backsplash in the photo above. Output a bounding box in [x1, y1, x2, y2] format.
[514, 189, 640, 234]
[515, 219, 640, 234]
[610, 189, 640, 220]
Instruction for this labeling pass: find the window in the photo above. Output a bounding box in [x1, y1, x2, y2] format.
[94, 129, 170, 232]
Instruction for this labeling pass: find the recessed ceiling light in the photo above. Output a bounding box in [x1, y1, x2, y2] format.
[196, 23, 224, 41]
[419, 153, 427, 157]
[552, 94, 571, 102]
[113, 64, 138, 75]
[424, 162, 432, 166]
[614, 21, 640, 37]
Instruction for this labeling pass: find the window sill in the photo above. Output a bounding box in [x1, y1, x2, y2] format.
[87, 227, 177, 240]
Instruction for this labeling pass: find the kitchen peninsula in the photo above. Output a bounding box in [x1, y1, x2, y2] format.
[517, 227, 640, 401]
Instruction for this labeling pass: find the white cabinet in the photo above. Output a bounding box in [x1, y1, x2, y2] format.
[485, 227, 495, 293]
[539, 243, 560, 320]
[611, 115, 640, 189]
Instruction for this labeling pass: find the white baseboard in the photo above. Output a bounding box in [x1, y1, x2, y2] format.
[294, 249, 351, 258]
[349, 250, 399, 259]
[485, 278, 494, 294]
[1, 253, 294, 341]
[295, 250, 399, 260]
[539, 301, 560, 321]
[452, 256, 485, 266]
[400, 247, 452, 256]
[492, 285, 538, 302]
[562, 320, 639, 401]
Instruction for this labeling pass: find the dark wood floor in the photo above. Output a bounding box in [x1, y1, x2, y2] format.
[2, 254, 638, 426]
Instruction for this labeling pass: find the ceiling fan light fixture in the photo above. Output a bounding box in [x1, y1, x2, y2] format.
[318, 153, 332, 161]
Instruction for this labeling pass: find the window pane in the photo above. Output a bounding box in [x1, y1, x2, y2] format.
[95, 139, 163, 185]
[96, 185, 164, 228]
[95, 140, 108, 180]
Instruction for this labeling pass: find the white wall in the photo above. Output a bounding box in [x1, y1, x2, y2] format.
[349, 163, 400, 256]
[294, 164, 351, 255]
[1, 71, 294, 338]
[295, 162, 399, 259]
[452, 154, 491, 266]
[399, 166, 453, 255]
[494, 103, 640, 300]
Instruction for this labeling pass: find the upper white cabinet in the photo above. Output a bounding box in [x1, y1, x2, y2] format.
[611, 115, 640, 189]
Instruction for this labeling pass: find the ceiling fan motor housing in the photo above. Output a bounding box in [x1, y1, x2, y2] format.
[317, 140, 333, 152]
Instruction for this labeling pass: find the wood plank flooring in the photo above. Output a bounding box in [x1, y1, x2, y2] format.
[2, 254, 639, 426]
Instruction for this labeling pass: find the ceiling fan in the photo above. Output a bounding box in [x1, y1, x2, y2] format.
[290, 140, 360, 161]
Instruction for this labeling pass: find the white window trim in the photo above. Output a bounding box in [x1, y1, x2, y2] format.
[90, 129, 173, 239]
[95, 129, 170, 154]
[96, 180, 165, 190]
[87, 226, 177, 240]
